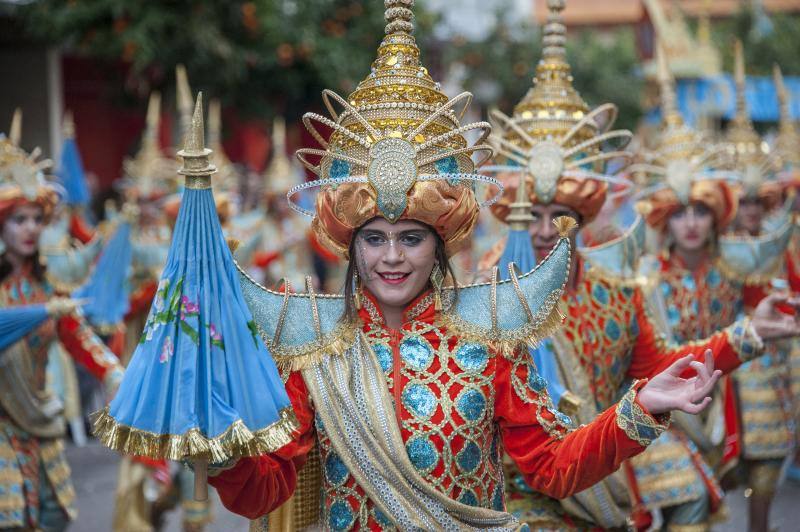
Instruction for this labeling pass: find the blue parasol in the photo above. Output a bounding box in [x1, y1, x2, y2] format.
[57, 112, 91, 208]
[0, 304, 49, 351]
[73, 217, 133, 333]
[92, 93, 297, 499]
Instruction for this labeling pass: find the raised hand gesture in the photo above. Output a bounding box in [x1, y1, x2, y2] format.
[636, 350, 722, 415]
[751, 293, 800, 341]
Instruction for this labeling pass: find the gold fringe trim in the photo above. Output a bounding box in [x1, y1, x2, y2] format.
[266, 323, 357, 373]
[553, 215, 579, 238]
[91, 405, 299, 462]
[439, 295, 565, 360]
[716, 256, 783, 287]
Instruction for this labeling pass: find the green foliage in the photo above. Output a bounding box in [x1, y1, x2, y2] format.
[443, 15, 643, 130]
[709, 9, 800, 75]
[21, 1, 435, 119]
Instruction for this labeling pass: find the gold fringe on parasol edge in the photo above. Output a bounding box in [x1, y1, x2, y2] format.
[91, 405, 299, 463]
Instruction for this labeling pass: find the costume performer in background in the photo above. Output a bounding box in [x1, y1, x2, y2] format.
[634, 43, 799, 532]
[234, 116, 316, 290]
[0, 123, 123, 531]
[716, 43, 797, 532]
[480, 12, 798, 529]
[208, 2, 727, 530]
[772, 63, 800, 486]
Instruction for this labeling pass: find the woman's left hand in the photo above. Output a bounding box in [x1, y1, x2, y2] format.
[636, 350, 722, 415]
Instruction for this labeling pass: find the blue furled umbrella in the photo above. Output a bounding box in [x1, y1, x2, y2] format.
[73, 218, 133, 333]
[92, 94, 297, 499]
[0, 304, 49, 351]
[58, 112, 91, 208]
[496, 179, 569, 406]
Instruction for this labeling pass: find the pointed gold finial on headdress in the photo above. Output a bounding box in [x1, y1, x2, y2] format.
[725, 40, 766, 166]
[178, 92, 216, 189]
[697, 0, 712, 44]
[656, 42, 681, 127]
[264, 116, 300, 195]
[207, 98, 223, 150]
[207, 98, 236, 188]
[9, 107, 22, 146]
[774, 64, 800, 168]
[122, 92, 180, 198]
[176, 64, 194, 144]
[733, 40, 749, 127]
[62, 110, 76, 139]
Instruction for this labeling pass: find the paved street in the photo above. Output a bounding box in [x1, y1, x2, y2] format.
[65, 441, 799, 531]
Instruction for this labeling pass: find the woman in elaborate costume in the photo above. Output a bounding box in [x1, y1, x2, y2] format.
[0, 124, 123, 530]
[478, 5, 798, 528]
[206, 3, 731, 530]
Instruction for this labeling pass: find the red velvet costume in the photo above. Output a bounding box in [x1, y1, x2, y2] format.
[211, 290, 671, 529]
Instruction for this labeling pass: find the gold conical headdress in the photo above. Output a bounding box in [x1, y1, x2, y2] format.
[62, 110, 76, 140]
[1, 109, 58, 215]
[176, 64, 194, 146]
[264, 116, 302, 195]
[207, 98, 237, 190]
[725, 41, 768, 166]
[9, 108, 22, 147]
[721, 41, 779, 201]
[632, 43, 731, 211]
[122, 92, 179, 199]
[293, 0, 499, 258]
[487, 0, 632, 224]
[774, 64, 800, 169]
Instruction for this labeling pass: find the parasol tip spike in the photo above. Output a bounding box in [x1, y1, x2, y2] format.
[186, 92, 205, 153]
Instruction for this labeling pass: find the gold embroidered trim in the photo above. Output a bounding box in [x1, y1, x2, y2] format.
[440, 291, 565, 360]
[91, 405, 299, 462]
[614, 382, 671, 446]
[257, 321, 358, 372]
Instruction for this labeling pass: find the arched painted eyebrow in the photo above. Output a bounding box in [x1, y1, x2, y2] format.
[359, 228, 431, 238]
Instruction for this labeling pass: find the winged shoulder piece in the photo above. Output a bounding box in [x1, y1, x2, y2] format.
[237, 235, 572, 370]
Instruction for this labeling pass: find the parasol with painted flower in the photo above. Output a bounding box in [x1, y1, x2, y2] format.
[92, 93, 298, 499]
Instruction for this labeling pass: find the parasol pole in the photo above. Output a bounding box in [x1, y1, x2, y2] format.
[177, 92, 216, 501]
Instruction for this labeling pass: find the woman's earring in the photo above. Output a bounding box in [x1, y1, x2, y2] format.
[353, 269, 363, 309]
[430, 262, 444, 311]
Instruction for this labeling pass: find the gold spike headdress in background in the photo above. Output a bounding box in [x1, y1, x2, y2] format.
[288, 0, 501, 258]
[773, 64, 800, 180]
[634, 43, 738, 231]
[119, 92, 180, 201]
[0, 109, 60, 222]
[264, 116, 304, 197]
[486, 0, 633, 225]
[721, 41, 782, 209]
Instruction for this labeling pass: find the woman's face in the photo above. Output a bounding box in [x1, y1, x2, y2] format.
[354, 218, 437, 312]
[667, 203, 715, 253]
[2, 203, 45, 258]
